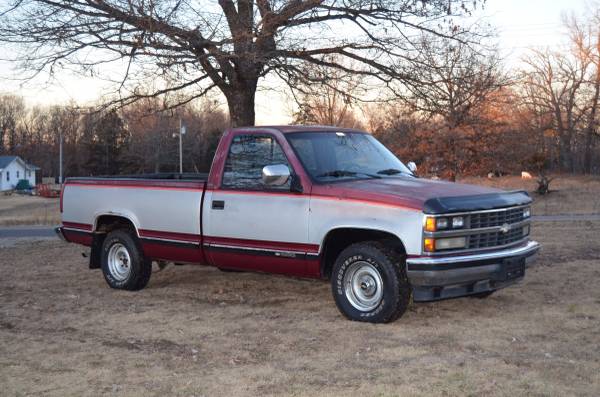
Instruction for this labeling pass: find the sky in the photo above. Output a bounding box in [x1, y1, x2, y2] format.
[484, 0, 582, 62]
[0, 0, 591, 125]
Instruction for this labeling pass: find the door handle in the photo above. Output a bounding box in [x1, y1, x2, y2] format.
[212, 200, 225, 210]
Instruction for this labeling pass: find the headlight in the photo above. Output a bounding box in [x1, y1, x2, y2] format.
[452, 216, 464, 228]
[523, 207, 531, 218]
[425, 216, 463, 232]
[436, 218, 448, 229]
[425, 216, 448, 231]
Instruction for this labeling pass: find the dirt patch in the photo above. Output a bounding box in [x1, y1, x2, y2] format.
[1, 221, 599, 396]
[0, 194, 60, 226]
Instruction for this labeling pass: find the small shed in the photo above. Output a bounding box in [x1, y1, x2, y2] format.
[0, 156, 39, 191]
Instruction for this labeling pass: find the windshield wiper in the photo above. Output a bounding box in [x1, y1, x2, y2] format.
[377, 168, 409, 176]
[317, 170, 381, 179]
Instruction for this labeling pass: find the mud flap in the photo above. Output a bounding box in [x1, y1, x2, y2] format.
[89, 234, 105, 269]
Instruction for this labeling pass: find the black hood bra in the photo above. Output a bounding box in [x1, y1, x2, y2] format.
[423, 190, 532, 214]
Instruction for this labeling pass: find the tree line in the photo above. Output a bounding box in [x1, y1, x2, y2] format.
[0, 96, 227, 179]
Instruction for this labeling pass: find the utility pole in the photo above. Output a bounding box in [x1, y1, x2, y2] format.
[59, 130, 63, 184]
[178, 118, 186, 174]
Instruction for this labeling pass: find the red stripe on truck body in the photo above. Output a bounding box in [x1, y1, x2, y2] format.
[65, 178, 205, 191]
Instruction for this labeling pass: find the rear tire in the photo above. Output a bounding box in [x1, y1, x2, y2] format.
[331, 241, 411, 323]
[101, 229, 151, 291]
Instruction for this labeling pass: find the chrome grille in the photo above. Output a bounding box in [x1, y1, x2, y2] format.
[468, 207, 525, 229]
[424, 204, 531, 254]
[468, 226, 525, 249]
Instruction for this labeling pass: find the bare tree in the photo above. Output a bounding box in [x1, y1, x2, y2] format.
[519, 7, 600, 174]
[400, 34, 505, 179]
[402, 34, 505, 128]
[520, 48, 589, 172]
[47, 106, 83, 177]
[566, 10, 600, 173]
[0, 1, 481, 127]
[121, 97, 227, 173]
[290, 59, 363, 128]
[0, 94, 26, 153]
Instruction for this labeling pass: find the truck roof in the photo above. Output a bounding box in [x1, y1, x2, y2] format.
[229, 125, 367, 134]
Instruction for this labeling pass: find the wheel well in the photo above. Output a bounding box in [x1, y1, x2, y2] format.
[320, 228, 406, 279]
[89, 215, 137, 269]
[95, 215, 137, 234]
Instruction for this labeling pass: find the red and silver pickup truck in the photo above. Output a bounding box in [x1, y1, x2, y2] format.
[57, 125, 539, 323]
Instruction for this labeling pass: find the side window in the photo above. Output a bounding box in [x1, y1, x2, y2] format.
[6, 171, 9, 181]
[16, 170, 19, 179]
[222, 134, 291, 190]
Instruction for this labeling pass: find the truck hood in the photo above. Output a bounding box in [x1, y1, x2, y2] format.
[315, 176, 532, 214]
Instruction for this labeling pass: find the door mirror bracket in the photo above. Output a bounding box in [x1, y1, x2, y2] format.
[290, 174, 303, 193]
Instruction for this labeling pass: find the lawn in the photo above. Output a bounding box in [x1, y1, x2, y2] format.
[1, 175, 599, 396]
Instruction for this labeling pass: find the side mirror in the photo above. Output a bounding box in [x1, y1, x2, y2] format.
[262, 164, 291, 186]
[407, 161, 417, 173]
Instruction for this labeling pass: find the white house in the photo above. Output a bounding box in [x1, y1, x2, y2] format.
[0, 156, 39, 191]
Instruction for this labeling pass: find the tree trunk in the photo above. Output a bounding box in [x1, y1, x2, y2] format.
[584, 115, 597, 174]
[226, 88, 256, 127]
[0, 126, 5, 153]
[584, 133, 596, 173]
[558, 131, 573, 172]
[584, 65, 600, 173]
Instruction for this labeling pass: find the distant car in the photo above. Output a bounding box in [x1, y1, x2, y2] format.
[15, 179, 33, 195]
[56, 126, 539, 323]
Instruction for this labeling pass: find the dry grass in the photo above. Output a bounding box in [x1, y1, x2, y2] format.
[459, 174, 600, 215]
[1, 220, 599, 396]
[0, 194, 60, 226]
[1, 176, 599, 395]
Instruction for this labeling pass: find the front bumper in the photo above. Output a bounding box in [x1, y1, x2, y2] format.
[406, 241, 540, 301]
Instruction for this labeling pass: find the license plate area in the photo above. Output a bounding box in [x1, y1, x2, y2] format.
[503, 257, 525, 280]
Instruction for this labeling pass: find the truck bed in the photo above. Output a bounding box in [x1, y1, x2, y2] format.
[65, 174, 207, 190]
[61, 175, 207, 263]
[89, 172, 209, 180]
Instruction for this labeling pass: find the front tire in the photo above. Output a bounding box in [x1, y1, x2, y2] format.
[101, 229, 151, 291]
[331, 241, 411, 323]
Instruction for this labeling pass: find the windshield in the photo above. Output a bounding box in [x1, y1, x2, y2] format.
[286, 131, 413, 183]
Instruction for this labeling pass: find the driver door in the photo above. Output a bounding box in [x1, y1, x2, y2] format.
[203, 132, 313, 276]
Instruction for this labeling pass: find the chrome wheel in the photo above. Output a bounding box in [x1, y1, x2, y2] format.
[107, 243, 131, 281]
[343, 261, 384, 312]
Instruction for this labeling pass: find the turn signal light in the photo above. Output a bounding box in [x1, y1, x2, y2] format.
[425, 217, 436, 232]
[424, 238, 435, 252]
